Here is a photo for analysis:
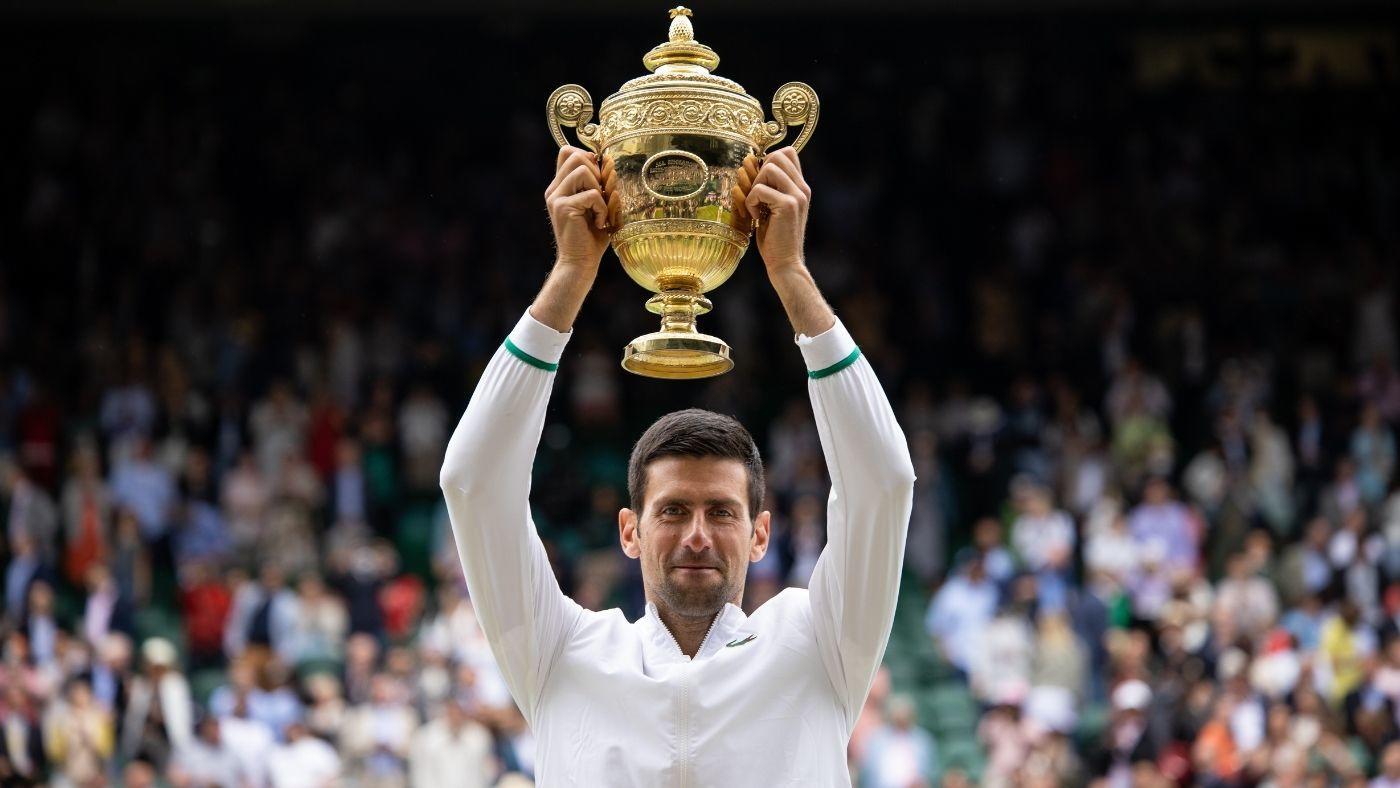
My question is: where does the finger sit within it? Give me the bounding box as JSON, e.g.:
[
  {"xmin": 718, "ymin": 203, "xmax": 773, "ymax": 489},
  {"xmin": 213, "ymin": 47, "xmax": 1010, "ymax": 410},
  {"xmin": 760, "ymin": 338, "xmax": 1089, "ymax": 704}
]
[
  {"xmin": 745, "ymin": 183, "xmax": 797, "ymax": 218},
  {"xmin": 736, "ymin": 165, "xmax": 753, "ymax": 194},
  {"xmin": 730, "ymin": 185, "xmax": 752, "ymax": 230},
  {"xmin": 558, "ymin": 190, "xmax": 609, "ymax": 230},
  {"xmin": 775, "ymin": 146, "xmax": 802, "ymax": 175},
  {"xmin": 556, "ymin": 146, "xmax": 575, "ymax": 168},
  {"xmin": 546, "ymin": 151, "xmax": 600, "ymax": 196},
  {"xmin": 753, "ymin": 161, "xmax": 805, "ymax": 203},
  {"xmin": 743, "ymin": 155, "xmax": 760, "ymax": 184},
  {"xmin": 763, "ymin": 151, "xmax": 810, "ymax": 200},
  {"xmin": 603, "ymin": 161, "xmax": 619, "ymax": 193},
  {"xmin": 730, "ymin": 185, "xmax": 749, "ymax": 221},
  {"xmin": 546, "ymin": 150, "xmax": 600, "ymax": 196},
  {"xmin": 548, "ymin": 165, "xmax": 602, "ymax": 201},
  {"xmin": 607, "ymin": 190, "xmax": 622, "ymax": 227},
  {"xmin": 547, "ymin": 166, "xmax": 600, "ymax": 203}
]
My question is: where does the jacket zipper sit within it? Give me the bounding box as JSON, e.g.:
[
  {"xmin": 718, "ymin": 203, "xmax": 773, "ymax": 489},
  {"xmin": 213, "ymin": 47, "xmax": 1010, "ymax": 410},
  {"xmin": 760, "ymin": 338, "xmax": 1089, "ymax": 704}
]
[{"xmin": 655, "ymin": 607, "xmax": 723, "ymax": 788}]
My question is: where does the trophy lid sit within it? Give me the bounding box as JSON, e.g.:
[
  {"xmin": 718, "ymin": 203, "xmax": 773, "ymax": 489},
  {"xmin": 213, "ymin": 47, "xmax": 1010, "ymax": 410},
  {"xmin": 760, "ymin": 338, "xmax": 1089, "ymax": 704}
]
[
  {"xmin": 548, "ymin": 6, "xmax": 816, "ymax": 153},
  {"xmin": 610, "ymin": 6, "xmax": 751, "ymax": 104},
  {"xmin": 642, "ymin": 7, "xmax": 721, "ymax": 74}
]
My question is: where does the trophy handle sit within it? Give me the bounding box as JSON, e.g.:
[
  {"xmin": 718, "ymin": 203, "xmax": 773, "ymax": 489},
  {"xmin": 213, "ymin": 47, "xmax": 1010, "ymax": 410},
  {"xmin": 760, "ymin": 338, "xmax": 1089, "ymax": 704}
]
[
  {"xmin": 546, "ymin": 84, "xmax": 602, "ymax": 152},
  {"xmin": 762, "ymin": 82, "xmax": 819, "ymax": 153}
]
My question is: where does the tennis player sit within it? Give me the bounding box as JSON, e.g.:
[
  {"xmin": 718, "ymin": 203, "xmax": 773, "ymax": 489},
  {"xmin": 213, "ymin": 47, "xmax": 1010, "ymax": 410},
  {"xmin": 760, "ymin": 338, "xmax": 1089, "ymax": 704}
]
[{"xmin": 440, "ymin": 145, "xmax": 915, "ymax": 786}]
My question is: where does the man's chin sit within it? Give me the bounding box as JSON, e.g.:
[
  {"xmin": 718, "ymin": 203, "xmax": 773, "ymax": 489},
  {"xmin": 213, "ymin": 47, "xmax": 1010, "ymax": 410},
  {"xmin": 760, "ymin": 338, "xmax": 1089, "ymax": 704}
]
[{"xmin": 658, "ymin": 580, "xmax": 730, "ymax": 617}]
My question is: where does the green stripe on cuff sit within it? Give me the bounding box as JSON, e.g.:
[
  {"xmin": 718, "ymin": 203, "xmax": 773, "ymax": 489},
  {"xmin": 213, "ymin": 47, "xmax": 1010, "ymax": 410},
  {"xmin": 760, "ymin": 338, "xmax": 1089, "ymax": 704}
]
[
  {"xmin": 808, "ymin": 346, "xmax": 861, "ymax": 379},
  {"xmin": 504, "ymin": 338, "xmax": 559, "ymax": 372}
]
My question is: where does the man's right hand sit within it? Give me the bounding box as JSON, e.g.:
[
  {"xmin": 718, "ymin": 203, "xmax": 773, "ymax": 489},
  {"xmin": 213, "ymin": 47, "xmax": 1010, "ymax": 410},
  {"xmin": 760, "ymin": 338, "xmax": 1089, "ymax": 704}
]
[{"xmin": 546, "ymin": 146, "xmax": 611, "ymax": 271}]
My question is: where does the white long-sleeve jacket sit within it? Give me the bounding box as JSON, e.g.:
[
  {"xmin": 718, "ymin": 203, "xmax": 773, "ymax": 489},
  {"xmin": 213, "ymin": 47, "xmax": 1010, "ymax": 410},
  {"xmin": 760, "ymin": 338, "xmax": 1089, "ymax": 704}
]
[{"xmin": 439, "ymin": 310, "xmax": 915, "ymax": 787}]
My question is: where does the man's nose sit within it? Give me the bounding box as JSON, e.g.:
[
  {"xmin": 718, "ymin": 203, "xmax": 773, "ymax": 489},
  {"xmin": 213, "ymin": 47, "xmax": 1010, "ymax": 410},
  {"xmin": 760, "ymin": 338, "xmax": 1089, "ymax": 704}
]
[{"xmin": 681, "ymin": 515, "xmax": 712, "ymax": 552}]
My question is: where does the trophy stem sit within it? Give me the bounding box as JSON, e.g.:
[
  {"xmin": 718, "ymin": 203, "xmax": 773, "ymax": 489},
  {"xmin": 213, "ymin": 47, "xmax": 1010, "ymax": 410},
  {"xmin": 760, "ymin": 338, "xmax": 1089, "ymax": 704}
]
[
  {"xmin": 654, "ymin": 289, "xmax": 708, "ymax": 334},
  {"xmin": 621, "ymin": 287, "xmax": 733, "ymax": 379}
]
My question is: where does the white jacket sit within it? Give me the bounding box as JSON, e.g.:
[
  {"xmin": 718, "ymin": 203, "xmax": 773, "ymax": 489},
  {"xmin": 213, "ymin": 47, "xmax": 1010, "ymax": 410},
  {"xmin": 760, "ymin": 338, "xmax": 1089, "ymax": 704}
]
[{"xmin": 440, "ymin": 311, "xmax": 915, "ymax": 787}]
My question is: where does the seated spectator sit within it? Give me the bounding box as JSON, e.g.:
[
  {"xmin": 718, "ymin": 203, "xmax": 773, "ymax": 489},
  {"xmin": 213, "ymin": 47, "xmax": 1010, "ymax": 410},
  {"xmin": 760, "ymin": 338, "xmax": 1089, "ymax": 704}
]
[
  {"xmin": 925, "ymin": 553, "xmax": 999, "ymax": 674},
  {"xmin": 409, "ymin": 695, "xmax": 496, "ymax": 788},
  {"xmin": 858, "ymin": 694, "xmax": 938, "ymax": 788},
  {"xmin": 168, "ymin": 715, "xmax": 243, "ymax": 788},
  {"xmin": 341, "ymin": 673, "xmax": 417, "ymax": 786},
  {"xmin": 268, "ymin": 721, "xmax": 341, "ymax": 788}
]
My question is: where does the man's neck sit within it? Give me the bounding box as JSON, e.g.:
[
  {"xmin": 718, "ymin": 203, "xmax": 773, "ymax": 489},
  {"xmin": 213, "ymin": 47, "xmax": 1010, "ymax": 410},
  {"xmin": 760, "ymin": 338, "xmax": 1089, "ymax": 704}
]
[{"xmin": 653, "ymin": 604, "xmax": 724, "ymax": 658}]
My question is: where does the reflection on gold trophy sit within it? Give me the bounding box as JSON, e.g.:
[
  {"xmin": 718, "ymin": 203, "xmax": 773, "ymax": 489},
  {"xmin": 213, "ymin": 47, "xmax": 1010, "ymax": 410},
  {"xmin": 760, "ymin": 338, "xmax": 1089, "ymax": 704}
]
[{"xmin": 547, "ymin": 7, "xmax": 819, "ymax": 379}]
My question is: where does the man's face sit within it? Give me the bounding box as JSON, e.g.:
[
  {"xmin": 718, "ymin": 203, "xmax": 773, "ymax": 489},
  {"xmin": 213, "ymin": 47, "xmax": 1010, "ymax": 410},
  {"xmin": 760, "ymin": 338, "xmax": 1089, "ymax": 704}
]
[{"xmin": 619, "ymin": 457, "xmax": 770, "ymax": 620}]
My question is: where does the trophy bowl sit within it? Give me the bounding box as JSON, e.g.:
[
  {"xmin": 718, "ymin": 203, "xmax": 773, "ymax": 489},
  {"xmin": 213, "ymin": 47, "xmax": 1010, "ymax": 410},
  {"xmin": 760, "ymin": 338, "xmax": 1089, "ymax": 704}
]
[{"xmin": 547, "ymin": 6, "xmax": 818, "ymax": 379}]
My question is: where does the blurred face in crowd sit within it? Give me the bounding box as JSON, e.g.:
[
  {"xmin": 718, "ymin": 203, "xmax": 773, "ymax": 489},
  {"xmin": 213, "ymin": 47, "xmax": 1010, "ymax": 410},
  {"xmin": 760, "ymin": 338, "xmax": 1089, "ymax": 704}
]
[
  {"xmin": 229, "ymin": 660, "xmax": 256, "ymax": 692},
  {"xmin": 620, "ymin": 457, "xmax": 771, "ymax": 621},
  {"xmin": 1304, "ymin": 517, "xmax": 1330, "ymax": 549},
  {"xmin": 973, "ymin": 517, "xmax": 1002, "ymax": 550},
  {"xmin": 123, "ymin": 761, "xmax": 157, "ymax": 788},
  {"xmin": 1143, "ymin": 478, "xmax": 1171, "ymax": 505},
  {"xmin": 887, "ymin": 697, "xmax": 916, "ymax": 731},
  {"xmin": 66, "ymin": 681, "xmax": 93, "ymax": 709},
  {"xmin": 27, "ymin": 582, "xmax": 53, "ymax": 616}
]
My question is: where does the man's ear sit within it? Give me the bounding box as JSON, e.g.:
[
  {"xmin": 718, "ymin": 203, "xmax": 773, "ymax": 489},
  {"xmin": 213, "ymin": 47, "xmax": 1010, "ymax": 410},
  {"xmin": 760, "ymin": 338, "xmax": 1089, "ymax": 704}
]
[
  {"xmin": 619, "ymin": 507, "xmax": 641, "ymax": 559},
  {"xmin": 749, "ymin": 510, "xmax": 771, "ymax": 563}
]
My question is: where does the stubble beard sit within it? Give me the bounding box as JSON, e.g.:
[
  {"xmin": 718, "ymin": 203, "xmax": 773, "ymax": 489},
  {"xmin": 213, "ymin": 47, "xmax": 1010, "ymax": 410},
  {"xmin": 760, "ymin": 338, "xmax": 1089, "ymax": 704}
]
[{"xmin": 653, "ymin": 559, "xmax": 741, "ymax": 620}]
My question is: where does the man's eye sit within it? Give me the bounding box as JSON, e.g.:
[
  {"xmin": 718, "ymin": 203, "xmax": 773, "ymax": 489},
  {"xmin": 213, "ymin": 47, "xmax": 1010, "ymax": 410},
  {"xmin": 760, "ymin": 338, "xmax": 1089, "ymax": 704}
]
[
  {"xmin": 712, "ymin": 509, "xmax": 734, "ymax": 519},
  {"xmin": 661, "ymin": 506, "xmax": 684, "ymax": 516}
]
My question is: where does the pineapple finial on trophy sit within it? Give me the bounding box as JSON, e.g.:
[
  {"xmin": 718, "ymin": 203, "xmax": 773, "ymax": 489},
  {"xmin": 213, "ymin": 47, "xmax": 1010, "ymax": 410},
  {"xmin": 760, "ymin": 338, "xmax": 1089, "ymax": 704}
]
[{"xmin": 668, "ymin": 6, "xmax": 694, "ymax": 41}]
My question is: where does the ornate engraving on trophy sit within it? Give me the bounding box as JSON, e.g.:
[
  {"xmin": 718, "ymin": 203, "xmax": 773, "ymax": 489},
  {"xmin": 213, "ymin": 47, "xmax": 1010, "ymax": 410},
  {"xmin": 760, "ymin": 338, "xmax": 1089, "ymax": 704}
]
[{"xmin": 642, "ymin": 150, "xmax": 710, "ymax": 201}]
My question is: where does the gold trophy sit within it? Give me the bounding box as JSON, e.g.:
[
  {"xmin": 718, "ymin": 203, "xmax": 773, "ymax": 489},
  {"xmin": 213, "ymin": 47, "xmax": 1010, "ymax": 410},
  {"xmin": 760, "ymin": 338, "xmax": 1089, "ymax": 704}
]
[{"xmin": 547, "ymin": 6, "xmax": 819, "ymax": 379}]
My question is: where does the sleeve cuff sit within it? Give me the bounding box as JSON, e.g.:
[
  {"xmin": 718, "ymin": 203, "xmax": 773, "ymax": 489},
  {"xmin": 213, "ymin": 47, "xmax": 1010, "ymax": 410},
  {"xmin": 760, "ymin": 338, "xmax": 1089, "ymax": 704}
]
[
  {"xmin": 795, "ymin": 319, "xmax": 861, "ymax": 378},
  {"xmin": 505, "ymin": 310, "xmax": 573, "ymax": 371}
]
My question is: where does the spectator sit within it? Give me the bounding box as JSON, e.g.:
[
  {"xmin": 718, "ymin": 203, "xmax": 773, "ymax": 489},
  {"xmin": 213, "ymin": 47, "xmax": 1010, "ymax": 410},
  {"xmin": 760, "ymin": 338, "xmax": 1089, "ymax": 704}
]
[
  {"xmin": 168, "ymin": 715, "xmax": 242, "ymax": 788},
  {"xmin": 859, "ymin": 694, "xmax": 939, "ymax": 788},
  {"xmin": 341, "ymin": 673, "xmax": 417, "ymax": 785},
  {"xmin": 121, "ymin": 637, "xmax": 194, "ymax": 769},
  {"xmin": 1352, "ymin": 403, "xmax": 1397, "ymax": 508},
  {"xmin": 267, "ymin": 721, "xmax": 341, "ymax": 788},
  {"xmin": 60, "ymin": 443, "xmax": 110, "ymax": 586},
  {"xmin": 42, "ymin": 679, "xmax": 114, "ymax": 785},
  {"xmin": 925, "ymin": 553, "xmax": 999, "ymax": 674},
  {"xmin": 1127, "ymin": 477, "xmax": 1200, "ymax": 578},
  {"xmin": 109, "ymin": 438, "xmax": 176, "ymax": 548},
  {"xmin": 409, "ymin": 696, "xmax": 495, "ymax": 788}
]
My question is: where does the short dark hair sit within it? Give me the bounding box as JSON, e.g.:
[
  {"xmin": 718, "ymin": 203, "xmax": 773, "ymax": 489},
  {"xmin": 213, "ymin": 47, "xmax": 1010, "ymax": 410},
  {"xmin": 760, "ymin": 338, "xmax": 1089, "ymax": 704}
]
[{"xmin": 628, "ymin": 408, "xmax": 764, "ymax": 519}]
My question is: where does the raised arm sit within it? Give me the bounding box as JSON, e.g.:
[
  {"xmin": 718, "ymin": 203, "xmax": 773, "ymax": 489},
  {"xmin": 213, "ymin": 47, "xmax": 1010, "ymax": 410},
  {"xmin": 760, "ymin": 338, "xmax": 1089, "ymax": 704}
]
[
  {"xmin": 743, "ymin": 148, "xmax": 916, "ymax": 726},
  {"xmin": 438, "ymin": 146, "xmax": 609, "ymax": 723}
]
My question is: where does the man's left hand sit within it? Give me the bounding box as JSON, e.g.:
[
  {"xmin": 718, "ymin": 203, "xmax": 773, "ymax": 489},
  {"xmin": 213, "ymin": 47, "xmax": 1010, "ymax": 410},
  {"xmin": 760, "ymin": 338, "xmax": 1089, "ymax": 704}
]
[{"xmin": 732, "ymin": 147, "xmax": 810, "ymax": 276}]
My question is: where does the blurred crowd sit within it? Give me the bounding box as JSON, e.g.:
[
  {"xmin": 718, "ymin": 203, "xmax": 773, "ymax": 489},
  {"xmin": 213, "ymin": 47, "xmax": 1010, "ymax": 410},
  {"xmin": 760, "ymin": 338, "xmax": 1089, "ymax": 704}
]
[{"xmin": 2, "ymin": 13, "xmax": 1400, "ymax": 788}]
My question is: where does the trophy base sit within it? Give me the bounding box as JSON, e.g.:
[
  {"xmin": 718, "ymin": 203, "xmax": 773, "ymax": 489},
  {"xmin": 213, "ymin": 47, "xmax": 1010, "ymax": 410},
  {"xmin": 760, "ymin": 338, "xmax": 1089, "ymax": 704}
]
[{"xmin": 622, "ymin": 331, "xmax": 733, "ymax": 380}]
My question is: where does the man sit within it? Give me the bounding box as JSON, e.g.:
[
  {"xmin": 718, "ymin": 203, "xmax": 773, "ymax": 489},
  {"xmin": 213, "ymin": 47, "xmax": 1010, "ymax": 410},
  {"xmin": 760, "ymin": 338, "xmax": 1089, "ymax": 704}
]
[
  {"xmin": 408, "ymin": 696, "xmax": 495, "ymax": 788},
  {"xmin": 925, "ymin": 552, "xmax": 999, "ymax": 675},
  {"xmin": 440, "ymin": 145, "xmax": 915, "ymax": 785}
]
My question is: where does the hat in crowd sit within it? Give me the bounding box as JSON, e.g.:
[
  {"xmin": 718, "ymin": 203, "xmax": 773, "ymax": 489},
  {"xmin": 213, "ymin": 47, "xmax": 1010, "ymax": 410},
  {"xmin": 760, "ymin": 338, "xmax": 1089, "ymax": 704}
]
[
  {"xmin": 1111, "ymin": 679, "xmax": 1152, "ymax": 712},
  {"xmin": 141, "ymin": 637, "xmax": 178, "ymax": 669},
  {"xmin": 1023, "ymin": 686, "xmax": 1078, "ymax": 735}
]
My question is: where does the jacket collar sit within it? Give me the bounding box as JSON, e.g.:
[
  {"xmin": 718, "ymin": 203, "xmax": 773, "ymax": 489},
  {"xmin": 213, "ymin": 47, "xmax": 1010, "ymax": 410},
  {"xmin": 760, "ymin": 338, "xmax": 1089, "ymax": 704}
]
[{"xmin": 642, "ymin": 601, "xmax": 748, "ymax": 663}]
